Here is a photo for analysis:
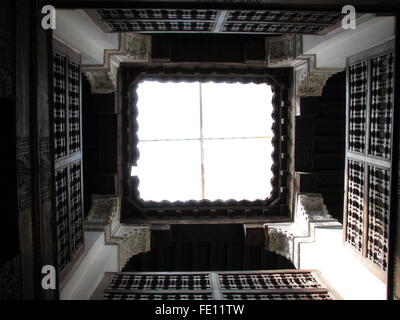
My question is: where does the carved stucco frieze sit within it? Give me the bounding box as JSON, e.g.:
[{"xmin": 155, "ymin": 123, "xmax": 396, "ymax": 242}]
[
  {"xmin": 0, "ymin": 22, "xmax": 12, "ymax": 98},
  {"xmin": 83, "ymin": 70, "xmax": 115, "ymax": 94},
  {"xmin": 0, "ymin": 254, "xmax": 22, "ymax": 300},
  {"xmin": 266, "ymin": 34, "xmax": 344, "ymax": 97},
  {"xmin": 82, "ymin": 33, "xmax": 151, "ymax": 94},
  {"xmin": 85, "ymin": 195, "xmax": 151, "ymax": 270},
  {"xmin": 266, "ymin": 34, "xmax": 303, "ymax": 66},
  {"xmin": 265, "ymin": 193, "xmax": 340, "ymax": 268},
  {"xmin": 122, "ymin": 33, "xmax": 151, "ymax": 61},
  {"xmin": 296, "ymin": 68, "xmax": 343, "ymax": 97}
]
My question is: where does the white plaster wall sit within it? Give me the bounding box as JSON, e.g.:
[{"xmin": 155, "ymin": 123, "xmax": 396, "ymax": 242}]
[
  {"xmin": 54, "ymin": 9, "xmax": 119, "ymax": 65},
  {"xmin": 299, "ymin": 227, "xmax": 386, "ymax": 300},
  {"xmin": 303, "ymin": 15, "xmax": 395, "ymax": 68},
  {"xmin": 60, "ymin": 231, "xmax": 119, "ymax": 300}
]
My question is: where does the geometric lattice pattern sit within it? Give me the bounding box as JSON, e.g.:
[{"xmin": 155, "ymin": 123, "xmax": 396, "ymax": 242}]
[
  {"xmin": 102, "ymin": 293, "xmax": 213, "ymax": 300},
  {"xmin": 108, "ymin": 274, "xmax": 211, "ymax": 291},
  {"xmin": 223, "ymin": 293, "xmax": 332, "ymax": 300},
  {"xmin": 55, "ymin": 167, "xmax": 69, "ymax": 272},
  {"xmin": 53, "ymin": 53, "xmax": 67, "ymax": 159},
  {"xmin": 348, "ymin": 61, "xmax": 368, "ymax": 153},
  {"xmin": 219, "ymin": 272, "xmax": 322, "ymax": 290},
  {"xmin": 367, "ymin": 166, "xmax": 390, "ymax": 271},
  {"xmin": 221, "ymin": 23, "xmax": 325, "ymax": 34},
  {"xmin": 68, "ymin": 61, "xmax": 81, "ymax": 154},
  {"xmin": 369, "ymin": 52, "xmax": 394, "ymax": 159},
  {"xmin": 97, "ymin": 8, "xmax": 217, "ymax": 32},
  {"xmin": 346, "ymin": 160, "xmax": 365, "ymax": 252},
  {"xmin": 69, "ymin": 161, "xmax": 83, "ymax": 254},
  {"xmin": 104, "ymin": 21, "xmax": 215, "ymax": 32},
  {"xmin": 93, "ymin": 9, "xmax": 343, "ymax": 35},
  {"xmin": 95, "ymin": 270, "xmax": 339, "ymax": 300},
  {"xmin": 52, "ymin": 44, "xmax": 83, "ymax": 278},
  {"xmin": 345, "ymin": 44, "xmax": 394, "ymax": 278},
  {"xmin": 226, "ymin": 10, "xmax": 343, "ymax": 24},
  {"xmin": 98, "ymin": 9, "xmax": 218, "ymax": 21}
]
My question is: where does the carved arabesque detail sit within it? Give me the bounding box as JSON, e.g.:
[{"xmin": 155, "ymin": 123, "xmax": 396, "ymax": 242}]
[
  {"xmin": 297, "ymin": 68, "xmax": 342, "ymax": 97},
  {"xmin": 265, "ymin": 193, "xmax": 340, "ymax": 268},
  {"xmin": 82, "ymin": 33, "xmax": 151, "ymax": 94},
  {"xmin": 266, "ymin": 34, "xmax": 303, "ymax": 66},
  {"xmin": 85, "ymin": 194, "xmax": 151, "ymax": 270},
  {"xmin": 266, "ymin": 34, "xmax": 343, "ymax": 97}
]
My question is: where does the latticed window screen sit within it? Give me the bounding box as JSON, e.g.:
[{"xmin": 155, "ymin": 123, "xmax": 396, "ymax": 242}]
[
  {"xmin": 348, "ymin": 61, "xmax": 368, "ymax": 153},
  {"xmin": 344, "ymin": 41, "xmax": 394, "ymax": 278},
  {"xmin": 55, "ymin": 167, "xmax": 69, "ymax": 271},
  {"xmin": 90, "ymin": 8, "xmax": 343, "ymax": 35},
  {"xmin": 346, "ymin": 160, "xmax": 364, "ymax": 251},
  {"xmin": 52, "ymin": 40, "xmax": 84, "ymax": 278},
  {"xmin": 94, "ymin": 270, "xmax": 340, "ymax": 300},
  {"xmin": 53, "ymin": 53, "xmax": 67, "ymax": 159},
  {"xmin": 68, "ymin": 61, "xmax": 81, "ymax": 154},
  {"xmin": 367, "ymin": 166, "xmax": 390, "ymax": 270}
]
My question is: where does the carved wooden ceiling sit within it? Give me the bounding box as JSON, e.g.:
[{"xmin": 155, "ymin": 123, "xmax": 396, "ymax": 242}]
[{"xmin": 85, "ymin": 8, "xmax": 344, "ymax": 35}]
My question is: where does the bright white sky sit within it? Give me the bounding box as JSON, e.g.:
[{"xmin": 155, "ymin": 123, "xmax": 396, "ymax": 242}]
[{"xmin": 131, "ymin": 80, "xmax": 274, "ymax": 202}]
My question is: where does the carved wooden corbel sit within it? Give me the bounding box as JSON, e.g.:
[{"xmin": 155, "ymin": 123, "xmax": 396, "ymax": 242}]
[
  {"xmin": 83, "ymin": 69, "xmax": 115, "ymax": 94},
  {"xmin": 266, "ymin": 35, "xmax": 344, "ymax": 97},
  {"xmin": 82, "ymin": 33, "xmax": 151, "ymax": 94},
  {"xmin": 297, "ymin": 68, "xmax": 343, "ymax": 97},
  {"xmin": 85, "ymin": 195, "xmax": 151, "ymax": 270},
  {"xmin": 265, "ymin": 193, "xmax": 340, "ymax": 268},
  {"xmin": 266, "ymin": 34, "xmax": 303, "ymax": 67}
]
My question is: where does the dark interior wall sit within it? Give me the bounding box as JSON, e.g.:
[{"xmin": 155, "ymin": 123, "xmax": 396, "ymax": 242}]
[
  {"xmin": 123, "ymin": 224, "xmax": 294, "ymax": 272},
  {"xmin": 1, "ymin": 0, "xmax": 60, "ymax": 300},
  {"xmin": 1, "ymin": 0, "xmax": 22, "ymax": 300},
  {"xmin": 294, "ymin": 72, "xmax": 346, "ymax": 222},
  {"xmin": 82, "ymin": 77, "xmax": 118, "ymax": 215},
  {"xmin": 152, "ymin": 34, "xmax": 267, "ymax": 63},
  {"xmin": 1, "ymin": 0, "xmax": 18, "ymax": 267}
]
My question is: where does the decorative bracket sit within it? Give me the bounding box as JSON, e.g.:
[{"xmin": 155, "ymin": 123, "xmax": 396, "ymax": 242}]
[
  {"xmin": 266, "ymin": 34, "xmax": 303, "ymax": 67},
  {"xmin": 296, "ymin": 67, "xmax": 343, "ymax": 97},
  {"xmin": 265, "ymin": 193, "xmax": 341, "ymax": 268},
  {"xmin": 266, "ymin": 35, "xmax": 343, "ymax": 97},
  {"xmin": 85, "ymin": 194, "xmax": 151, "ymax": 270},
  {"xmin": 82, "ymin": 33, "xmax": 151, "ymax": 94}
]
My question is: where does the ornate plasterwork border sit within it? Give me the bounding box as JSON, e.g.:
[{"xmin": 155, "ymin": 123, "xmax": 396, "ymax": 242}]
[
  {"xmin": 85, "ymin": 194, "xmax": 151, "ymax": 270},
  {"xmin": 82, "ymin": 33, "xmax": 151, "ymax": 94}
]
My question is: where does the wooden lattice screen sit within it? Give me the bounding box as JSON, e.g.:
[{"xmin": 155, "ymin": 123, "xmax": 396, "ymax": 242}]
[
  {"xmin": 86, "ymin": 9, "xmax": 343, "ymax": 35},
  {"xmin": 53, "ymin": 39, "xmax": 84, "ymax": 279},
  {"xmin": 92, "ymin": 270, "xmax": 340, "ymax": 300},
  {"xmin": 344, "ymin": 40, "xmax": 395, "ymax": 280}
]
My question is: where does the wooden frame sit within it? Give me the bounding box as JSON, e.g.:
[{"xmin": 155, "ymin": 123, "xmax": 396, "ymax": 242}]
[
  {"xmin": 91, "ymin": 269, "xmax": 342, "ymax": 300},
  {"xmin": 85, "ymin": 8, "xmax": 344, "ymax": 36},
  {"xmin": 52, "ymin": 39, "xmax": 85, "ymax": 283},
  {"xmin": 118, "ymin": 64, "xmax": 291, "ymax": 221},
  {"xmin": 343, "ymin": 40, "xmax": 395, "ymax": 283}
]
